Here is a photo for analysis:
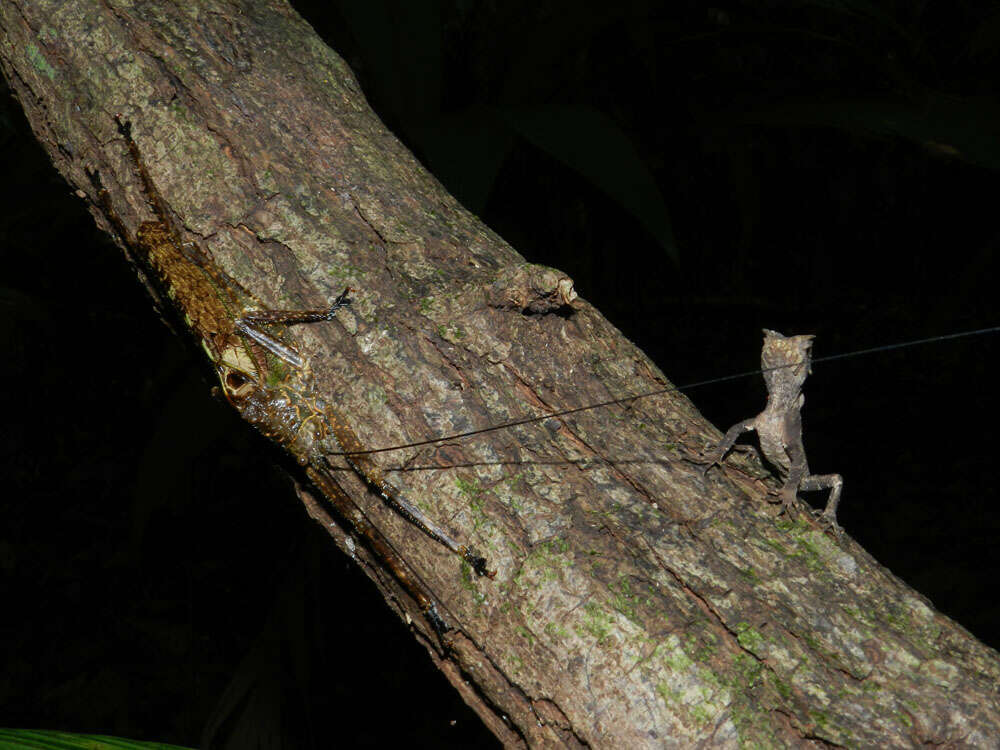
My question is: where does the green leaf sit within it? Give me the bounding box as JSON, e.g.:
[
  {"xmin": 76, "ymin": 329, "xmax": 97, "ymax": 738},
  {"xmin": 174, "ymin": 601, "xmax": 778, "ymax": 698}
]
[
  {"xmin": 502, "ymin": 106, "xmax": 678, "ymax": 261},
  {"xmin": 336, "ymin": 0, "xmax": 443, "ymax": 119},
  {"xmin": 737, "ymin": 93, "xmax": 1000, "ymax": 170},
  {"xmin": 0, "ymin": 728, "xmax": 195, "ymax": 750},
  {"xmin": 408, "ymin": 107, "xmax": 514, "ymax": 212}
]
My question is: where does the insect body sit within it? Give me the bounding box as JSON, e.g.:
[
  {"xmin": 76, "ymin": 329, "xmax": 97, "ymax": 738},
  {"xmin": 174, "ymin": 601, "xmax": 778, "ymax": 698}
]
[{"xmin": 88, "ymin": 116, "xmax": 491, "ymax": 632}]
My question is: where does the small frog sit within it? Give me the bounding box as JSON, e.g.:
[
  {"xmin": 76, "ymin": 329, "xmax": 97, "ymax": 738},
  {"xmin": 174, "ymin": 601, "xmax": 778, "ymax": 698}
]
[{"xmin": 702, "ymin": 329, "xmax": 843, "ymax": 532}]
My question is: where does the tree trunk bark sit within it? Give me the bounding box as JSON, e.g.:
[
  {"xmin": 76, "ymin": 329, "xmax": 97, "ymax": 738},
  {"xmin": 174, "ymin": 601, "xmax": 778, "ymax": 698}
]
[{"xmin": 3, "ymin": 1, "xmax": 999, "ymax": 746}]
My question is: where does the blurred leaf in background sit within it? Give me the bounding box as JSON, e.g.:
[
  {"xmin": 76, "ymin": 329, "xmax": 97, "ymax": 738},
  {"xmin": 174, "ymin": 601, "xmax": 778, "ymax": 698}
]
[{"xmin": 0, "ymin": 728, "xmax": 194, "ymax": 750}]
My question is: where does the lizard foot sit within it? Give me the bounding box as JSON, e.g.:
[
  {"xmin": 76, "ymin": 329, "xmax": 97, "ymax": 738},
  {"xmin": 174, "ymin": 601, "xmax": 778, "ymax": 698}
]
[
  {"xmin": 697, "ymin": 444, "xmax": 754, "ymax": 476},
  {"xmin": 698, "ymin": 452, "xmax": 722, "ymax": 476},
  {"xmin": 813, "ymin": 508, "xmax": 843, "ymax": 538},
  {"xmin": 775, "ymin": 489, "xmax": 799, "ymax": 519}
]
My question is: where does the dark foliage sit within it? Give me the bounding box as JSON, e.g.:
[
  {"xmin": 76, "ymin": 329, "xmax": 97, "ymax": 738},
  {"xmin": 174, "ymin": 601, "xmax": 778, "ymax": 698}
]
[{"xmin": 2, "ymin": 0, "xmax": 998, "ymax": 746}]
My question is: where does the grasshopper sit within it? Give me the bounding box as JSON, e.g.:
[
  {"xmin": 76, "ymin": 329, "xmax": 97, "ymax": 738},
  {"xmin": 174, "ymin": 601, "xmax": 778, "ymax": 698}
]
[{"xmin": 88, "ymin": 116, "xmax": 492, "ymax": 632}]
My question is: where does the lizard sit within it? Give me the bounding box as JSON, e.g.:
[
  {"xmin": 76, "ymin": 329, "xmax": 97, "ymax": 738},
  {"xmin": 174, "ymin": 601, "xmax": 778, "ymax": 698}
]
[
  {"xmin": 701, "ymin": 329, "xmax": 844, "ymax": 532},
  {"xmin": 87, "ymin": 115, "xmax": 492, "ymax": 633}
]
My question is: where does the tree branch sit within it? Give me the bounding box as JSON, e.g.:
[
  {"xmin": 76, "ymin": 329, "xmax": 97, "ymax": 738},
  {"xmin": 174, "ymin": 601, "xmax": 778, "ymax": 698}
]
[{"xmin": 3, "ymin": 0, "xmax": 999, "ymax": 746}]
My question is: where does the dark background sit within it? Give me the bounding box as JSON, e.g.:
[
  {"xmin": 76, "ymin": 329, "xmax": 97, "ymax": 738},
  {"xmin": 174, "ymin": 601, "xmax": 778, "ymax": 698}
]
[{"xmin": 2, "ymin": 1, "xmax": 998, "ymax": 747}]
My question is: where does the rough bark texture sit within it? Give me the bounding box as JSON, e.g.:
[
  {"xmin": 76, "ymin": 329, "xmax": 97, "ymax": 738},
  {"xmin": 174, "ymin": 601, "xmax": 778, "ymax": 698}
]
[{"xmin": 3, "ymin": 1, "xmax": 1000, "ymax": 747}]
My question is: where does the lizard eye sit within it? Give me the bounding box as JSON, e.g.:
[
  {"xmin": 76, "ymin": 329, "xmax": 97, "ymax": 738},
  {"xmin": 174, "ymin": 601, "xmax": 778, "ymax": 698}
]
[{"xmin": 221, "ymin": 368, "xmax": 255, "ymax": 399}]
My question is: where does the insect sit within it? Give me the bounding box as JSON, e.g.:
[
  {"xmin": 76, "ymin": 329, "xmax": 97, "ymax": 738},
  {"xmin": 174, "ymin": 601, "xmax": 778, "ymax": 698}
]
[{"xmin": 87, "ymin": 116, "xmax": 492, "ymax": 633}]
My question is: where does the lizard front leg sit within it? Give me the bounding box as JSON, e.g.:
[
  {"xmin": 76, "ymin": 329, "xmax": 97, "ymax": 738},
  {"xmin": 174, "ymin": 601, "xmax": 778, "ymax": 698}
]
[{"xmin": 700, "ymin": 417, "xmax": 759, "ymax": 472}]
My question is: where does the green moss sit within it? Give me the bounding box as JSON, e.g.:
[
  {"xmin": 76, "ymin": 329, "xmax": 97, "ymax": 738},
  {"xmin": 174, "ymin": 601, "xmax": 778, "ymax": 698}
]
[
  {"xmin": 501, "ymin": 472, "xmax": 526, "ymax": 512},
  {"xmin": 543, "ymin": 622, "xmax": 569, "ymax": 640},
  {"xmin": 690, "ymin": 704, "xmax": 711, "ymax": 725},
  {"xmin": 656, "ymin": 682, "xmax": 680, "ymax": 705},
  {"xmin": 547, "ymin": 537, "xmax": 570, "ymax": 555},
  {"xmin": 26, "ymin": 44, "xmax": 56, "ymax": 79},
  {"xmin": 505, "ymin": 540, "xmax": 525, "ymax": 558},
  {"xmin": 738, "ymin": 566, "xmax": 761, "ymax": 584},
  {"xmin": 578, "ymin": 602, "xmax": 615, "ymax": 646},
  {"xmin": 791, "ymin": 536, "xmax": 825, "ymax": 572},
  {"xmin": 672, "ymin": 650, "xmax": 695, "ymax": 674},
  {"xmin": 455, "ymin": 477, "xmax": 481, "ymax": 496},
  {"xmin": 610, "ymin": 578, "xmax": 641, "ymax": 625},
  {"xmin": 732, "ymin": 652, "xmax": 763, "ymax": 689},
  {"xmin": 690, "ymin": 636, "xmax": 717, "ymax": 662},
  {"xmin": 661, "ymin": 646, "xmax": 693, "ymax": 673},
  {"xmin": 504, "ymin": 472, "xmax": 525, "ymax": 486},
  {"xmin": 364, "ymin": 385, "xmax": 389, "ymax": 407},
  {"xmin": 455, "ymin": 477, "xmax": 488, "ymax": 530},
  {"xmin": 770, "ymin": 673, "xmax": 791, "ymax": 699},
  {"xmin": 734, "ymin": 622, "xmax": 766, "ymax": 656},
  {"xmin": 697, "ymin": 667, "xmax": 725, "ymax": 693},
  {"xmin": 265, "ymin": 359, "xmax": 289, "ymax": 386},
  {"xmin": 505, "ymin": 492, "xmax": 525, "ymax": 513},
  {"xmin": 809, "ymin": 709, "xmax": 829, "ymax": 728},
  {"xmin": 168, "ymin": 99, "xmax": 189, "ymax": 121},
  {"xmin": 326, "ymin": 263, "xmax": 367, "ymax": 280},
  {"xmin": 459, "ymin": 561, "xmax": 477, "ymax": 590},
  {"xmin": 513, "ymin": 537, "xmax": 572, "ymax": 587},
  {"xmin": 762, "ymin": 537, "xmax": 790, "ymax": 556},
  {"xmin": 459, "ymin": 561, "xmax": 487, "ymax": 603}
]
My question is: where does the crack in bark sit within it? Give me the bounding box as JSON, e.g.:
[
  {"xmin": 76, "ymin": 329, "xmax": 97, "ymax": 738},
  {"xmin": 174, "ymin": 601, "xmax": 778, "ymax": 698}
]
[{"xmin": 346, "ymin": 191, "xmax": 389, "ymax": 246}]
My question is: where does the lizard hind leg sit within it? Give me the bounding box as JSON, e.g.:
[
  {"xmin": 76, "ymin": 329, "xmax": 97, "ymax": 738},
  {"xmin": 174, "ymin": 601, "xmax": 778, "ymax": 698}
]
[{"xmin": 800, "ymin": 473, "xmax": 844, "ymax": 534}]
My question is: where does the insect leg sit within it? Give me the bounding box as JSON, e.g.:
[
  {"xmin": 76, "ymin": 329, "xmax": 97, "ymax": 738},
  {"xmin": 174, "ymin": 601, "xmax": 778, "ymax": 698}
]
[
  {"xmin": 240, "ymin": 287, "xmax": 354, "ymax": 327},
  {"xmin": 323, "ymin": 415, "xmax": 495, "ymax": 579},
  {"xmin": 235, "ymin": 287, "xmax": 354, "ymax": 368},
  {"xmin": 303, "ymin": 464, "xmax": 449, "ymax": 640}
]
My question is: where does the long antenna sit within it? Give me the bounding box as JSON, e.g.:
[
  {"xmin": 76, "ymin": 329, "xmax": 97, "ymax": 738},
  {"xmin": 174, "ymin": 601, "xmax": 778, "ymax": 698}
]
[{"xmin": 328, "ymin": 325, "xmax": 999, "ymax": 457}]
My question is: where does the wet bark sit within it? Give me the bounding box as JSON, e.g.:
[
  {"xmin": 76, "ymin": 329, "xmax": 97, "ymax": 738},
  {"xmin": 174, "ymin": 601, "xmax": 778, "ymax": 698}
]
[{"xmin": 3, "ymin": 1, "xmax": 1000, "ymax": 746}]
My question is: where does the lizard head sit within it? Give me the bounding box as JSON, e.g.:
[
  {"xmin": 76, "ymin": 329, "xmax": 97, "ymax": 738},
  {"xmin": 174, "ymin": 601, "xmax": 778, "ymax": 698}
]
[{"xmin": 761, "ymin": 329, "xmax": 815, "ymax": 392}]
